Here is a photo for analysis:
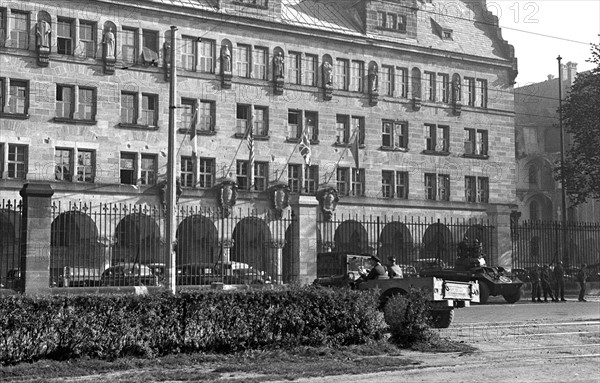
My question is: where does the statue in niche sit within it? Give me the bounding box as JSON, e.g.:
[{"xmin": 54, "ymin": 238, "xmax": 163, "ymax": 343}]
[
  {"xmin": 273, "ymin": 51, "xmax": 285, "ymax": 79},
  {"xmin": 368, "ymin": 66, "xmax": 378, "ymax": 92},
  {"xmin": 35, "ymin": 20, "xmax": 51, "ymax": 49},
  {"xmin": 221, "ymin": 45, "xmax": 231, "ymax": 73},
  {"xmin": 102, "ymin": 27, "xmax": 115, "ymax": 59},
  {"xmin": 322, "ymin": 61, "xmax": 333, "ymax": 86}
]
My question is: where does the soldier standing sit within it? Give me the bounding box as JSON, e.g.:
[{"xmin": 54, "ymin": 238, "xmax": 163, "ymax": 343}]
[
  {"xmin": 553, "ymin": 261, "xmax": 566, "ymax": 301},
  {"xmin": 577, "ymin": 264, "xmax": 588, "ymax": 302},
  {"xmin": 540, "ymin": 264, "xmax": 557, "ymax": 302},
  {"xmin": 529, "ymin": 265, "xmax": 542, "ymax": 302}
]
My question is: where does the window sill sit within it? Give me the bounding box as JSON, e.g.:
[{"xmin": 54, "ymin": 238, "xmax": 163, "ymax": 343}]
[
  {"xmin": 375, "ymin": 26, "xmax": 407, "ymax": 34},
  {"xmin": 178, "ymin": 128, "xmax": 216, "ymax": 136},
  {"xmin": 53, "ymin": 117, "xmax": 97, "ymax": 125},
  {"xmin": 421, "ymin": 150, "xmax": 450, "ymax": 156},
  {"xmin": 118, "ymin": 123, "xmax": 160, "ymax": 130},
  {"xmin": 380, "ymin": 146, "xmax": 409, "ymax": 152},
  {"xmin": 234, "ymin": 133, "xmax": 270, "ymax": 140},
  {"xmin": 333, "ymin": 142, "xmax": 365, "ymax": 149},
  {"xmin": 232, "ymin": 1, "xmax": 268, "ymax": 10},
  {"xmin": 463, "ymin": 153, "xmax": 489, "ymax": 159},
  {"xmin": 0, "ymin": 112, "xmax": 29, "ymax": 120}
]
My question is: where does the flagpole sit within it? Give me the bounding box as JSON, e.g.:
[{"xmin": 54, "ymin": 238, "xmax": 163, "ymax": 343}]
[
  {"xmin": 276, "ymin": 130, "xmax": 305, "ymax": 183},
  {"xmin": 190, "ymin": 105, "xmax": 199, "ymax": 186},
  {"xmin": 326, "ymin": 125, "xmax": 360, "ymax": 184},
  {"xmin": 248, "ymin": 107, "xmax": 255, "ymax": 190}
]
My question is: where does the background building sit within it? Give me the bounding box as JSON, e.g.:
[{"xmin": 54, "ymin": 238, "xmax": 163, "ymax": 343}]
[{"xmin": 0, "ymin": 0, "xmax": 519, "ymax": 286}]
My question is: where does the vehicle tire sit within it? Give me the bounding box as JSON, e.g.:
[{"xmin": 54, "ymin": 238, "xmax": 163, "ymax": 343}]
[
  {"xmin": 503, "ymin": 288, "xmax": 522, "ymax": 304},
  {"xmin": 478, "ymin": 282, "xmax": 490, "ymax": 304},
  {"xmin": 379, "ymin": 288, "xmax": 407, "ymax": 310},
  {"xmin": 431, "ymin": 309, "xmax": 454, "ymax": 328}
]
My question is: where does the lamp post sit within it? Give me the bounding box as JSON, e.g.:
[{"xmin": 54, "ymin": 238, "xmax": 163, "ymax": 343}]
[
  {"xmin": 165, "ymin": 26, "xmax": 178, "ymax": 293},
  {"xmin": 557, "ymin": 55, "xmax": 568, "ymax": 264}
]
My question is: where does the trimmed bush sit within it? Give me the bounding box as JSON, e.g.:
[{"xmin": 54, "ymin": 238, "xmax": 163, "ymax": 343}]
[
  {"xmin": 0, "ymin": 286, "xmax": 386, "ymax": 365},
  {"xmin": 383, "ymin": 289, "xmax": 434, "ymax": 346}
]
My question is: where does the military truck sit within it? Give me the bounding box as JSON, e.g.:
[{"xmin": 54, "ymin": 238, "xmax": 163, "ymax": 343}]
[
  {"xmin": 418, "ymin": 240, "xmax": 523, "ymax": 304},
  {"xmin": 314, "ymin": 252, "xmax": 480, "ymax": 328}
]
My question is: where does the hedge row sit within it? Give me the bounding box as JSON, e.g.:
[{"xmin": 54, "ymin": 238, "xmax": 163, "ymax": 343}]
[{"xmin": 0, "ymin": 286, "xmax": 386, "ymax": 365}]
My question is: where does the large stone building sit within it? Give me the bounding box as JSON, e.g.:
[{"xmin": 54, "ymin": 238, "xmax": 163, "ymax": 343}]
[{"xmin": 0, "ymin": 0, "xmax": 518, "ymax": 285}]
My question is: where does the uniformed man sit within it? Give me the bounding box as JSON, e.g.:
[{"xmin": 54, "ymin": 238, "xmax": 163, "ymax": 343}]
[
  {"xmin": 553, "ymin": 261, "xmax": 566, "ymax": 301},
  {"xmin": 356, "ymin": 255, "xmax": 388, "ymax": 283},
  {"xmin": 577, "ymin": 264, "xmax": 588, "ymax": 302},
  {"xmin": 540, "ymin": 264, "xmax": 557, "ymax": 302},
  {"xmin": 387, "ymin": 256, "xmax": 404, "ymax": 279},
  {"xmin": 529, "ymin": 265, "xmax": 542, "ymax": 302}
]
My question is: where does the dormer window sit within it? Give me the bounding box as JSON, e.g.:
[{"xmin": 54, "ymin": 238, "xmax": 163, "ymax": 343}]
[
  {"xmin": 431, "ymin": 18, "xmax": 453, "ymax": 40},
  {"xmin": 443, "ymin": 30, "xmax": 453, "ymax": 40},
  {"xmin": 376, "ymin": 11, "xmax": 407, "ymax": 33}
]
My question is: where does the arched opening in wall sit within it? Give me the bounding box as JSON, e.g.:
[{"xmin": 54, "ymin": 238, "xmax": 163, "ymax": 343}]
[
  {"xmin": 411, "ymin": 67, "xmax": 422, "ymax": 99},
  {"xmin": 529, "ymin": 236, "xmax": 540, "ymax": 264},
  {"xmin": 378, "ymin": 222, "xmax": 413, "ymax": 264},
  {"xmin": 529, "ymin": 200, "xmax": 540, "ymax": 221},
  {"xmin": 421, "ymin": 222, "xmax": 452, "ymax": 265},
  {"xmin": 231, "ymin": 217, "xmax": 272, "ymax": 276},
  {"xmin": 283, "ymin": 221, "xmax": 298, "ymax": 283},
  {"xmin": 528, "ymin": 164, "xmax": 538, "ymax": 186},
  {"xmin": 50, "ymin": 211, "xmax": 103, "ymax": 286},
  {"xmin": 334, "ymin": 220, "xmax": 369, "ymax": 254},
  {"xmin": 176, "ymin": 215, "xmax": 218, "ymax": 266},
  {"xmin": 114, "ymin": 213, "xmax": 161, "ymax": 265}
]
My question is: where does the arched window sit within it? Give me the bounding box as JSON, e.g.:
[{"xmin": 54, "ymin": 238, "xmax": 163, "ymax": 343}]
[
  {"xmin": 528, "ymin": 165, "xmax": 538, "ymax": 185},
  {"xmin": 530, "ymin": 200, "xmax": 539, "ymax": 221}
]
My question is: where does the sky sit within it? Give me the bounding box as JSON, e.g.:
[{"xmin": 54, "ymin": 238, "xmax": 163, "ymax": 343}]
[{"xmin": 493, "ymin": 0, "xmax": 600, "ymax": 86}]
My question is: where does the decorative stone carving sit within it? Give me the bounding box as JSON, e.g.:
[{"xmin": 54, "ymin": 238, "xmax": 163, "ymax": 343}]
[
  {"xmin": 322, "ymin": 61, "xmax": 333, "ymax": 101},
  {"xmin": 316, "ymin": 186, "xmax": 339, "ymax": 221},
  {"xmin": 221, "ymin": 45, "xmax": 232, "ymax": 89},
  {"xmin": 218, "ymin": 179, "xmax": 238, "ymax": 217},
  {"xmin": 35, "ymin": 20, "xmax": 51, "ymax": 67},
  {"xmin": 269, "ymin": 183, "xmax": 290, "ymax": 219},
  {"xmin": 102, "ymin": 26, "xmax": 116, "ymax": 74},
  {"xmin": 412, "ymin": 96, "xmax": 422, "ymax": 111},
  {"xmin": 273, "ymin": 51, "xmax": 285, "ymax": 95},
  {"xmin": 368, "ymin": 65, "xmax": 379, "ymax": 106},
  {"xmin": 452, "ymin": 78, "xmax": 462, "ymax": 115}
]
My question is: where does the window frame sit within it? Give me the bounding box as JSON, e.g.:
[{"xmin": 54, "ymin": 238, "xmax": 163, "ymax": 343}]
[
  {"xmin": 396, "ymin": 67, "xmax": 408, "ymax": 98},
  {"xmin": 381, "ymin": 120, "xmax": 408, "ymax": 150},
  {"xmin": 198, "ymin": 157, "xmax": 215, "ymax": 188},
  {"xmin": 7, "ymin": 143, "xmax": 28, "ymax": 179},
  {"xmin": 11, "ymin": 10, "xmax": 29, "ymax": 50},
  {"xmin": 465, "ymin": 175, "xmax": 489, "ymax": 203},
  {"xmin": 351, "ymin": 60, "xmax": 364, "ymax": 92},
  {"xmin": 121, "ymin": 27, "xmax": 138, "ymax": 64},
  {"xmin": 304, "ymin": 54, "xmax": 318, "ymax": 86},
  {"xmin": 141, "ymin": 29, "xmax": 159, "ymax": 65},
  {"xmin": 56, "ymin": 17, "xmax": 74, "ymax": 55},
  {"xmin": 381, "ymin": 65, "xmax": 393, "ymax": 96},
  {"xmin": 6, "ymin": 79, "xmax": 29, "ymax": 115},
  {"xmin": 56, "ymin": 84, "xmax": 74, "ymax": 119},
  {"xmin": 424, "ymin": 123, "xmax": 449, "ymax": 153},
  {"xmin": 78, "ymin": 20, "xmax": 96, "ymax": 58},
  {"xmin": 140, "ymin": 93, "xmax": 158, "ymax": 127},
  {"xmin": 464, "ymin": 127, "xmax": 489, "ymax": 157},
  {"xmin": 119, "ymin": 152, "xmax": 136, "ymax": 185},
  {"xmin": 252, "ymin": 46, "xmax": 268, "ymax": 80},
  {"xmin": 198, "ymin": 100, "xmax": 215, "ymax": 132},
  {"xmin": 180, "ymin": 156, "xmax": 194, "ymax": 188},
  {"xmin": 253, "ymin": 106, "xmax": 269, "ymax": 137},
  {"xmin": 140, "ymin": 153, "xmax": 157, "ymax": 185},
  {"xmin": 236, "ymin": 44, "xmax": 250, "ymax": 78},
  {"xmin": 121, "ymin": 91, "xmax": 137, "ymax": 125},
  {"xmin": 335, "ymin": 58, "xmax": 349, "ymax": 91},
  {"xmin": 181, "ymin": 35, "xmax": 197, "ymax": 71},
  {"xmin": 78, "ymin": 86, "xmax": 96, "ymax": 121},
  {"xmin": 424, "ymin": 71, "xmax": 436, "ymax": 102},
  {"xmin": 288, "ymin": 51, "xmax": 301, "ymax": 85},
  {"xmin": 198, "ymin": 39, "xmax": 215, "ymax": 73}
]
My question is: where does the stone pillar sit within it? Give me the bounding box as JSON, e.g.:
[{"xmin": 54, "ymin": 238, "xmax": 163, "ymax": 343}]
[
  {"xmin": 488, "ymin": 204, "xmax": 514, "ymax": 268},
  {"xmin": 297, "ymin": 195, "xmax": 319, "ymax": 284},
  {"xmin": 269, "ymin": 240, "xmax": 286, "ymax": 284},
  {"xmin": 20, "ymin": 183, "xmax": 54, "ymax": 294}
]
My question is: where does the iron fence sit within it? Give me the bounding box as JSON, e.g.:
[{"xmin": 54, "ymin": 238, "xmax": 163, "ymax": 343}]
[
  {"xmin": 0, "ymin": 199, "xmax": 22, "ymax": 290},
  {"xmin": 317, "ymin": 213, "xmax": 495, "ymax": 270},
  {"xmin": 50, "ymin": 201, "xmax": 296, "ymax": 287},
  {"xmin": 511, "ymin": 220, "xmax": 600, "ymax": 277}
]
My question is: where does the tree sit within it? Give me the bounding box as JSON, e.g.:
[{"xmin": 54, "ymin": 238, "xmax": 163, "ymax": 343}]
[{"xmin": 555, "ymin": 44, "xmax": 600, "ymax": 206}]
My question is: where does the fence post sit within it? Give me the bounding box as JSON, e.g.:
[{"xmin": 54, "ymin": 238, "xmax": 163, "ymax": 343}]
[
  {"xmin": 19, "ymin": 183, "xmax": 54, "ymax": 294},
  {"xmin": 298, "ymin": 195, "xmax": 319, "ymax": 284}
]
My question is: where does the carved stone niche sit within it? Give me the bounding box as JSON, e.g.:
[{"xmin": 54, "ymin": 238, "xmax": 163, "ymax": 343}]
[
  {"xmin": 316, "ymin": 186, "xmax": 339, "ymax": 221},
  {"xmin": 218, "ymin": 178, "xmax": 238, "ymax": 218},
  {"xmin": 451, "ymin": 74, "xmax": 462, "ymax": 115},
  {"xmin": 412, "ymin": 96, "xmax": 422, "ymax": 111},
  {"xmin": 35, "ymin": 12, "xmax": 52, "ymax": 67},
  {"xmin": 269, "ymin": 183, "xmax": 290, "ymax": 219},
  {"xmin": 322, "ymin": 54, "xmax": 333, "ymax": 101},
  {"xmin": 368, "ymin": 61, "xmax": 379, "ymax": 106},
  {"xmin": 220, "ymin": 40, "xmax": 233, "ymax": 89},
  {"xmin": 273, "ymin": 47, "xmax": 285, "ymax": 95},
  {"xmin": 102, "ymin": 21, "xmax": 117, "ymax": 75}
]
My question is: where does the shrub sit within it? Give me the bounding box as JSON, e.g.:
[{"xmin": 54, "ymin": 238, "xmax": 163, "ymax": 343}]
[{"xmin": 383, "ymin": 289, "xmax": 434, "ymax": 346}]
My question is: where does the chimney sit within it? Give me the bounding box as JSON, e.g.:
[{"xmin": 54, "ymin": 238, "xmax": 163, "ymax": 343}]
[
  {"xmin": 547, "ymin": 74, "xmax": 555, "ymax": 81},
  {"xmin": 566, "ymin": 61, "xmax": 577, "ymax": 86}
]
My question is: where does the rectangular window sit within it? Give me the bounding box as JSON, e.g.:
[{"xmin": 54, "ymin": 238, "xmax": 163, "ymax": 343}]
[
  {"xmin": 352, "ymin": 116, "xmax": 365, "ymax": 146},
  {"xmin": 140, "ymin": 154, "xmax": 156, "ymax": 185},
  {"xmin": 382, "ymin": 170, "xmax": 393, "ymax": 198},
  {"xmin": 11, "ymin": 11, "xmax": 29, "ymax": 49},
  {"xmin": 288, "ymin": 164, "xmax": 301, "ymax": 193},
  {"xmin": 254, "ymin": 162, "xmax": 268, "ymax": 191},
  {"xmin": 254, "ymin": 106, "xmax": 268, "ymax": 136},
  {"xmin": 181, "ymin": 156, "xmax": 193, "ymax": 188},
  {"xmin": 140, "ymin": 94, "xmax": 157, "ymax": 126},
  {"xmin": 465, "ymin": 176, "xmax": 476, "ymax": 203},
  {"xmin": 304, "ymin": 165, "xmax": 318, "ymax": 194},
  {"xmin": 199, "ymin": 39, "xmax": 215, "ymax": 73},
  {"xmin": 424, "ymin": 173, "xmax": 436, "ymax": 200},
  {"xmin": 199, "ymin": 100, "xmax": 214, "ymax": 132},
  {"xmin": 464, "ymin": 128, "xmax": 488, "ymax": 155},
  {"xmin": 477, "ymin": 177, "xmax": 489, "ymax": 202},
  {"xmin": 351, "ymin": 168, "xmax": 365, "ymax": 196},
  {"xmin": 397, "ymin": 15, "xmax": 407, "ymax": 32},
  {"xmin": 236, "ymin": 160, "xmax": 248, "ymax": 190},
  {"xmin": 252, "ymin": 47, "xmax": 267, "ymax": 80},
  {"xmin": 121, "ymin": 92, "xmax": 136, "ymax": 124},
  {"xmin": 424, "ymin": 71, "xmax": 436, "ymax": 101},
  {"xmin": 181, "ymin": 98, "xmax": 196, "ymax": 131},
  {"xmin": 236, "ymin": 104, "xmax": 249, "ymax": 135},
  {"xmin": 381, "ymin": 120, "xmax": 408, "ymax": 149},
  {"xmin": 57, "ymin": 18, "xmax": 74, "ymax": 55},
  {"xmin": 386, "ymin": 13, "xmax": 397, "ymax": 29},
  {"xmin": 8, "ymin": 80, "xmax": 27, "ymax": 115},
  {"xmin": 56, "ymin": 85, "xmax": 73, "ymax": 118},
  {"xmin": 425, "ymin": 124, "xmax": 449, "ymax": 152},
  {"xmin": 439, "ymin": 73, "xmax": 450, "ymax": 103},
  {"xmin": 304, "ymin": 54, "xmax": 318, "ymax": 86},
  {"xmin": 7, "ymin": 144, "xmax": 27, "ymax": 179},
  {"xmin": 142, "ymin": 30, "xmax": 159, "ymax": 64},
  {"xmin": 377, "ymin": 11, "xmax": 386, "ymax": 27},
  {"xmin": 305, "ymin": 111, "xmax": 318, "ymax": 141},
  {"xmin": 78, "ymin": 87, "xmax": 95, "ymax": 120},
  {"xmin": 382, "ymin": 170, "xmax": 409, "ymax": 198},
  {"xmin": 181, "ymin": 36, "xmax": 197, "ymax": 71},
  {"xmin": 0, "ymin": 10, "xmax": 4, "ymax": 47},
  {"xmin": 288, "ymin": 52, "xmax": 301, "ymax": 85},
  {"xmin": 55, "ymin": 148, "xmax": 72, "ymax": 181},
  {"xmin": 477, "ymin": 79, "xmax": 488, "ymax": 108},
  {"xmin": 236, "ymin": 45, "xmax": 250, "ymax": 78},
  {"xmin": 396, "ymin": 171, "xmax": 408, "ymax": 199},
  {"xmin": 465, "ymin": 77, "xmax": 476, "ymax": 106},
  {"xmin": 351, "ymin": 60, "xmax": 364, "ymax": 92},
  {"xmin": 120, "ymin": 153, "xmax": 136, "ymax": 184},
  {"xmin": 79, "ymin": 21, "xmax": 95, "ymax": 58},
  {"xmin": 335, "ymin": 114, "xmax": 349, "ymax": 144},
  {"xmin": 396, "ymin": 67, "xmax": 408, "ymax": 98},
  {"xmin": 288, "ymin": 109, "xmax": 301, "ymax": 139},
  {"xmin": 335, "ymin": 59, "xmax": 349, "ymax": 90},
  {"xmin": 121, "ymin": 28, "xmax": 137, "ymax": 64},
  {"xmin": 198, "ymin": 157, "xmax": 214, "ymax": 188},
  {"xmin": 381, "ymin": 65, "xmax": 393, "ymax": 96},
  {"xmin": 336, "ymin": 168, "xmax": 349, "ymax": 196},
  {"xmin": 76, "ymin": 149, "xmax": 94, "ymax": 182},
  {"xmin": 438, "ymin": 174, "xmax": 450, "ymax": 201}
]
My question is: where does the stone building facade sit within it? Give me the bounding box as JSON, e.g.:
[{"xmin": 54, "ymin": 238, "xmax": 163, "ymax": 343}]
[{"xmin": 0, "ymin": 0, "xmax": 518, "ymax": 285}]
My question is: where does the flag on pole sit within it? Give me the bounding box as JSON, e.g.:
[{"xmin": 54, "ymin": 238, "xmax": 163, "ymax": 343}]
[
  {"xmin": 247, "ymin": 114, "xmax": 255, "ymax": 190},
  {"xmin": 298, "ymin": 128, "xmax": 312, "ymax": 166},
  {"xmin": 349, "ymin": 126, "xmax": 360, "ymax": 170}
]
